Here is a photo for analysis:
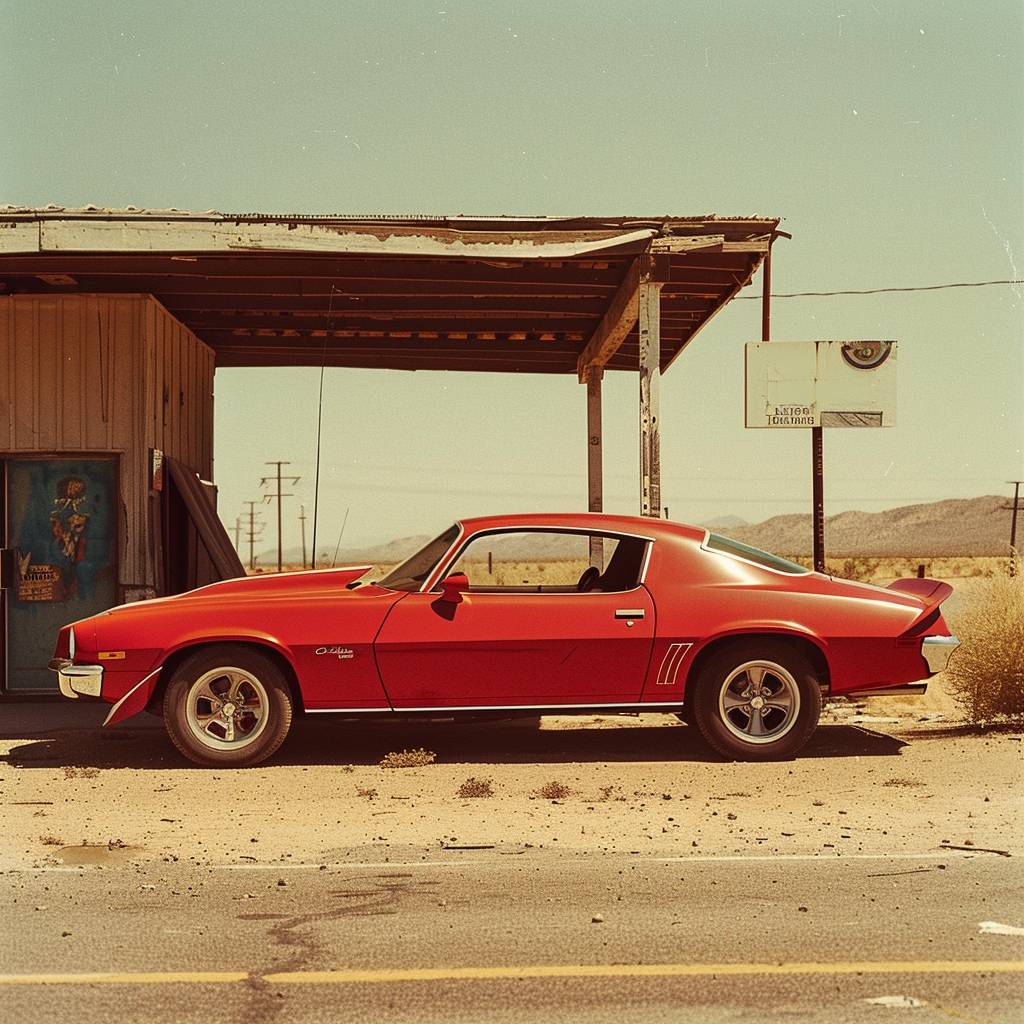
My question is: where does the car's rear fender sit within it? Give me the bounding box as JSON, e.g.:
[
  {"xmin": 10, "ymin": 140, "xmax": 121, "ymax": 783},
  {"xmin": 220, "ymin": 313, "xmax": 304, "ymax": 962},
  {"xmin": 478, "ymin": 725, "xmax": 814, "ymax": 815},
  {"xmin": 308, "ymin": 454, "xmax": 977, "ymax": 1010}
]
[{"xmin": 679, "ymin": 628, "xmax": 831, "ymax": 707}]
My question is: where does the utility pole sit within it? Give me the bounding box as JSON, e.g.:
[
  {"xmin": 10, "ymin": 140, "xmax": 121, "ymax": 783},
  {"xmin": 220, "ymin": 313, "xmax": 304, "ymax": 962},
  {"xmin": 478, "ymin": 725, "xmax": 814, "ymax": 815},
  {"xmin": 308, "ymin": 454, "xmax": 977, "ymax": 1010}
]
[
  {"xmin": 260, "ymin": 461, "xmax": 301, "ymax": 573},
  {"xmin": 1005, "ymin": 480, "xmax": 1023, "ymax": 577},
  {"xmin": 242, "ymin": 501, "xmax": 264, "ymax": 571},
  {"xmin": 233, "ymin": 516, "xmax": 242, "ymax": 555},
  {"xmin": 299, "ymin": 505, "xmax": 308, "ymax": 570}
]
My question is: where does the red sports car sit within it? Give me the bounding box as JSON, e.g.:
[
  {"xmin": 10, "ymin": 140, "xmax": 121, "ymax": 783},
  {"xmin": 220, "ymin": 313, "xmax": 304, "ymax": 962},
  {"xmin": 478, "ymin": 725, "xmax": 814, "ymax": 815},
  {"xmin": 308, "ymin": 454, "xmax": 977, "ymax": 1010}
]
[{"xmin": 50, "ymin": 513, "xmax": 958, "ymax": 766}]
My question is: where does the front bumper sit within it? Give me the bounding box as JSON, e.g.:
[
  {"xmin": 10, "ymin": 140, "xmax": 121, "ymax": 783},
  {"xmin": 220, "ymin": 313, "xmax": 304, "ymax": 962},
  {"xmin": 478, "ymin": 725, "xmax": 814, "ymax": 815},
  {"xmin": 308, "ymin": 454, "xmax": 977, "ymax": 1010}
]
[
  {"xmin": 48, "ymin": 659, "xmax": 103, "ymax": 699},
  {"xmin": 922, "ymin": 635, "xmax": 959, "ymax": 674}
]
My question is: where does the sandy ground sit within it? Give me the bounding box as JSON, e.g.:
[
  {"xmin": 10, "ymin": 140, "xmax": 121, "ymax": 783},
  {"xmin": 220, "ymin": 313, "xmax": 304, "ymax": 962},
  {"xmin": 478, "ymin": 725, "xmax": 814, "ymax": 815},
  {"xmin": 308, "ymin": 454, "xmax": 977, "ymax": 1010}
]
[{"xmin": 1, "ymin": 691, "xmax": 1020, "ymax": 873}]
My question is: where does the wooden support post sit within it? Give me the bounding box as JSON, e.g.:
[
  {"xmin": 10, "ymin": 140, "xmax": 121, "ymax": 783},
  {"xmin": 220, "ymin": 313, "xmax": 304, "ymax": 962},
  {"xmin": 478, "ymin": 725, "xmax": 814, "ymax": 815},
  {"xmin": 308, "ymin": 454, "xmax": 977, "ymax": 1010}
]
[
  {"xmin": 639, "ymin": 278, "xmax": 663, "ymax": 518},
  {"xmin": 812, "ymin": 426, "xmax": 825, "ymax": 573},
  {"xmin": 587, "ymin": 372, "xmax": 604, "ymax": 568}
]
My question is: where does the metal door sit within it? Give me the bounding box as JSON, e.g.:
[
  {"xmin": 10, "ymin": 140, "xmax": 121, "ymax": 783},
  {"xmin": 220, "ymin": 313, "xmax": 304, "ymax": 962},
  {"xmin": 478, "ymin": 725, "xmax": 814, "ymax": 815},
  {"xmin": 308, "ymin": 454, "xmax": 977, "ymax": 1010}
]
[
  {"xmin": 375, "ymin": 588, "xmax": 655, "ymax": 709},
  {"xmin": 2, "ymin": 457, "xmax": 118, "ymax": 692}
]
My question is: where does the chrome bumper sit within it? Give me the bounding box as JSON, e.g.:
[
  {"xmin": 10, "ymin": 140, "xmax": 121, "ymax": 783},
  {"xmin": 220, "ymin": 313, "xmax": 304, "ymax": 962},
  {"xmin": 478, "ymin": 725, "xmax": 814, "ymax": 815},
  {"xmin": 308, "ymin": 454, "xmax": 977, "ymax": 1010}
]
[
  {"xmin": 49, "ymin": 659, "xmax": 103, "ymax": 699},
  {"xmin": 922, "ymin": 635, "xmax": 959, "ymax": 674}
]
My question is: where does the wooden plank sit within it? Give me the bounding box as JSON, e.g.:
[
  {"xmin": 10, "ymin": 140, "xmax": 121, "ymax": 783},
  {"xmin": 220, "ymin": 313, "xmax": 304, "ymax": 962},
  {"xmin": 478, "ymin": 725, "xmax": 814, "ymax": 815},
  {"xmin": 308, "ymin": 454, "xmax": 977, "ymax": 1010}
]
[
  {"xmin": 183, "ymin": 313, "xmax": 602, "ymax": 333},
  {"xmin": 12, "ymin": 299, "xmax": 40, "ymax": 447},
  {"xmin": 0, "ymin": 300, "xmax": 10, "ymax": 448},
  {"xmin": 639, "ymin": 280, "xmax": 663, "ymax": 518},
  {"xmin": 576, "ymin": 259, "xmax": 641, "ymax": 383},
  {"xmin": 58, "ymin": 297, "xmax": 81, "ymax": 448},
  {"xmin": 649, "ymin": 234, "xmax": 725, "ymax": 253},
  {"xmin": 35, "ymin": 297, "xmax": 58, "ymax": 450},
  {"xmin": 0, "ymin": 256, "xmax": 627, "ymax": 287},
  {"xmin": 160, "ymin": 295, "xmax": 612, "ymax": 314}
]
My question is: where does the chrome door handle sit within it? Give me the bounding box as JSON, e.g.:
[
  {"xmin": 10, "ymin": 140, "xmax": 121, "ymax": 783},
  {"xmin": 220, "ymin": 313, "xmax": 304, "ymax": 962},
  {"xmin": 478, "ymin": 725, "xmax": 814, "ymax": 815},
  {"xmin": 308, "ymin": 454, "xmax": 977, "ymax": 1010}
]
[{"xmin": 615, "ymin": 608, "xmax": 645, "ymax": 619}]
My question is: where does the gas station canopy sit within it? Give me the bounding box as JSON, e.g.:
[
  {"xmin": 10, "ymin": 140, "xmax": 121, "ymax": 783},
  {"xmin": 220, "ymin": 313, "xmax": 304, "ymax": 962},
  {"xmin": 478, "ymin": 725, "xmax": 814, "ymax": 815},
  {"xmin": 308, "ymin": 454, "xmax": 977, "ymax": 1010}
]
[{"xmin": 0, "ymin": 209, "xmax": 779, "ymax": 375}]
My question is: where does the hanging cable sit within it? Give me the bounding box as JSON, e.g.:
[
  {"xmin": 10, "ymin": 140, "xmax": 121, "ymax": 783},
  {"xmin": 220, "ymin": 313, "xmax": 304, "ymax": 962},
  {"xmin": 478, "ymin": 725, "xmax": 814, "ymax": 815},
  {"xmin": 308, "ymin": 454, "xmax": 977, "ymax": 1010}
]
[{"xmin": 736, "ymin": 278, "xmax": 1022, "ymax": 299}]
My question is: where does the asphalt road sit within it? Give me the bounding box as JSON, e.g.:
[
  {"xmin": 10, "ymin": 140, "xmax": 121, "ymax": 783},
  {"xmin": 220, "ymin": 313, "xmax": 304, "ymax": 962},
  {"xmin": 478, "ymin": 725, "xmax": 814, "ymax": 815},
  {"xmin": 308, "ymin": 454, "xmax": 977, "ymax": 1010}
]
[{"xmin": 3, "ymin": 848, "xmax": 1022, "ymax": 1023}]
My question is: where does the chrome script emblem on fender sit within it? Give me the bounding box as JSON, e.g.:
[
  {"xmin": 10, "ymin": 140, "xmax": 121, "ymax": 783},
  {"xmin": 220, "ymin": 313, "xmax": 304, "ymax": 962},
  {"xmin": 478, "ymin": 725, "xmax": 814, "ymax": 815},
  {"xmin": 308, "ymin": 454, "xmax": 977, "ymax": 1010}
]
[{"xmin": 315, "ymin": 646, "xmax": 355, "ymax": 659}]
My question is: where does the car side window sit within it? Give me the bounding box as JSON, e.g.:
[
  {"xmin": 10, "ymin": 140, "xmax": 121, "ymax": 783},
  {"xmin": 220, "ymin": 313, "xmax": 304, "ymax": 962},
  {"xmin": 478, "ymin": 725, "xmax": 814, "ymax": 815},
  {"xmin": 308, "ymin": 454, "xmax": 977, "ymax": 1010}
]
[{"xmin": 445, "ymin": 531, "xmax": 647, "ymax": 594}]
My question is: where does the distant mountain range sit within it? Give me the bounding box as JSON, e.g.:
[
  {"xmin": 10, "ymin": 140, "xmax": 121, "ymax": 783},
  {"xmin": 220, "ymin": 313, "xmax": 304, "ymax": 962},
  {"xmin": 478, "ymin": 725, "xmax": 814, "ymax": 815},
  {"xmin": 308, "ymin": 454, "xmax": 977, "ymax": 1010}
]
[
  {"xmin": 251, "ymin": 496, "xmax": 1011, "ymax": 566},
  {"xmin": 718, "ymin": 496, "xmax": 1010, "ymax": 557}
]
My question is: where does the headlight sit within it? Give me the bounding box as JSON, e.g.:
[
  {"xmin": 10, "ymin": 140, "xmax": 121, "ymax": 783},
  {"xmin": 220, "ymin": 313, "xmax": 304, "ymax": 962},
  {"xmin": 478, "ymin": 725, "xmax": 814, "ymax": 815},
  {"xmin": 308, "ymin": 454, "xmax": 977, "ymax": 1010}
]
[{"xmin": 69, "ymin": 626, "xmax": 76, "ymax": 660}]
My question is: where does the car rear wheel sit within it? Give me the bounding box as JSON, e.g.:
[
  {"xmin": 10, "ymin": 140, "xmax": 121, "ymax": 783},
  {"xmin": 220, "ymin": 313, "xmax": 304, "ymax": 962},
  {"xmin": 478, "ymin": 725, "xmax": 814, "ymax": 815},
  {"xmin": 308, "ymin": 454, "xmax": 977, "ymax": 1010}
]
[
  {"xmin": 691, "ymin": 641, "xmax": 821, "ymax": 761},
  {"xmin": 163, "ymin": 646, "xmax": 293, "ymax": 767}
]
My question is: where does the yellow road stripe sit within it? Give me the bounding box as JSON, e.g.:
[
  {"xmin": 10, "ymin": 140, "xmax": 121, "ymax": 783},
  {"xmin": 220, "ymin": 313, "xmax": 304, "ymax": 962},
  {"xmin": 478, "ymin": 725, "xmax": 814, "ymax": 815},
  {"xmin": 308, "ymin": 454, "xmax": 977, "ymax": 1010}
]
[
  {"xmin": 0, "ymin": 962, "xmax": 1021, "ymax": 986},
  {"xmin": 0, "ymin": 972, "xmax": 249, "ymax": 985}
]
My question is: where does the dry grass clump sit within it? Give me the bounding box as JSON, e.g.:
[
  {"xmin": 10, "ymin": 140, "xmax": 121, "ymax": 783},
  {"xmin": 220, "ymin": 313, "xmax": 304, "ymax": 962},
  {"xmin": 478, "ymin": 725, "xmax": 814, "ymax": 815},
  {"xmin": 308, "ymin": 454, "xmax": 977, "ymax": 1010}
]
[
  {"xmin": 38, "ymin": 834, "xmax": 64, "ymax": 846},
  {"xmin": 379, "ymin": 748, "xmax": 437, "ymax": 769},
  {"xmin": 61, "ymin": 766, "xmax": 99, "ymax": 779},
  {"xmin": 882, "ymin": 778, "xmax": 925, "ymax": 789},
  {"xmin": 945, "ymin": 573, "xmax": 1024, "ymax": 723},
  {"xmin": 535, "ymin": 780, "xmax": 573, "ymax": 800},
  {"xmin": 356, "ymin": 787, "xmax": 378, "ymax": 800},
  {"xmin": 456, "ymin": 777, "xmax": 494, "ymax": 799}
]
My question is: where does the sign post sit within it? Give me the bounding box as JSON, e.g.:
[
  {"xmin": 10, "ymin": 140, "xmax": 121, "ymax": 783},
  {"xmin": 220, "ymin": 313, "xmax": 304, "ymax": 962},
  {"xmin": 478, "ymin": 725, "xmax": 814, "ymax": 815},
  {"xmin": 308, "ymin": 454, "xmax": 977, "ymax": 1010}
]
[
  {"xmin": 812, "ymin": 427, "xmax": 825, "ymax": 572},
  {"xmin": 745, "ymin": 340, "xmax": 897, "ymax": 573}
]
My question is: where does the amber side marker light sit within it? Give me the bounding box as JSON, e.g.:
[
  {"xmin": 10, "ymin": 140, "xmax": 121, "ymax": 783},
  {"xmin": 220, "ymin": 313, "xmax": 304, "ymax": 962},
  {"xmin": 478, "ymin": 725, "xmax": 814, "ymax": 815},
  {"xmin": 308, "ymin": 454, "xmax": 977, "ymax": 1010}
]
[{"xmin": 97, "ymin": 651, "xmax": 126, "ymax": 661}]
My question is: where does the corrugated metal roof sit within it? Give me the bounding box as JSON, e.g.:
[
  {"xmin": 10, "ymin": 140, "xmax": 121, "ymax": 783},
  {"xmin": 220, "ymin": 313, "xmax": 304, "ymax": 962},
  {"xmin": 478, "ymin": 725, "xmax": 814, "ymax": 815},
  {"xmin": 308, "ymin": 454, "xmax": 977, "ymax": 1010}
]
[{"xmin": 0, "ymin": 208, "xmax": 780, "ymax": 375}]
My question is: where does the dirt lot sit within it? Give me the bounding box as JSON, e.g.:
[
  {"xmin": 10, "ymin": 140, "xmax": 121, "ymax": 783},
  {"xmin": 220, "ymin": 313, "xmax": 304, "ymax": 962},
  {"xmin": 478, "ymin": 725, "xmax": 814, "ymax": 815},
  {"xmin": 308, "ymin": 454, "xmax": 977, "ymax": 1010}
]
[
  {"xmin": 1, "ymin": 565, "xmax": 1017, "ymax": 873},
  {"xmin": 1, "ymin": 699, "xmax": 1020, "ymax": 873}
]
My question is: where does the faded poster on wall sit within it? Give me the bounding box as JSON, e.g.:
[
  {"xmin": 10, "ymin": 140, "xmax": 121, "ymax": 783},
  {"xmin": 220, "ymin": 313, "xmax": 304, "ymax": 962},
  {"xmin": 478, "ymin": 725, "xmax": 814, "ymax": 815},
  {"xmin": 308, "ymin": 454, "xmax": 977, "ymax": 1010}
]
[{"xmin": 6, "ymin": 458, "xmax": 118, "ymax": 691}]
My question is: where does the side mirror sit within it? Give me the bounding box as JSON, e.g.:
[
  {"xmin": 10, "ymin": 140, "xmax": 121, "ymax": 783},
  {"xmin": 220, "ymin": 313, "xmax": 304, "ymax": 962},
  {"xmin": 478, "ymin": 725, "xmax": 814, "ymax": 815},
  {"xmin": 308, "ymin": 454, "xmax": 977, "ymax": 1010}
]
[{"xmin": 439, "ymin": 572, "xmax": 469, "ymax": 604}]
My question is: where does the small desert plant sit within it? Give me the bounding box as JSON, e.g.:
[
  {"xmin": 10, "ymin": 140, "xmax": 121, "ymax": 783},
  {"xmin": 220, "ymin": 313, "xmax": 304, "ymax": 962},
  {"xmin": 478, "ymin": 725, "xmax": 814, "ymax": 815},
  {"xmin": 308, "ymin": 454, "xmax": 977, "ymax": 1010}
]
[
  {"xmin": 882, "ymin": 778, "xmax": 925, "ymax": 788},
  {"xmin": 945, "ymin": 573, "xmax": 1024, "ymax": 723},
  {"xmin": 38, "ymin": 834, "xmax": 63, "ymax": 846},
  {"xmin": 356, "ymin": 787, "xmax": 378, "ymax": 800},
  {"xmin": 535, "ymin": 780, "xmax": 572, "ymax": 800},
  {"xmin": 456, "ymin": 777, "xmax": 494, "ymax": 799},
  {"xmin": 379, "ymin": 748, "xmax": 437, "ymax": 769}
]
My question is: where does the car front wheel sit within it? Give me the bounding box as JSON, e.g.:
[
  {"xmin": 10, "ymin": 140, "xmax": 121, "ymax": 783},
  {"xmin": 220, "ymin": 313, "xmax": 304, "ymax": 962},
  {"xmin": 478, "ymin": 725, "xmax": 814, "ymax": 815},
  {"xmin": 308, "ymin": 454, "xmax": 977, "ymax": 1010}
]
[
  {"xmin": 691, "ymin": 641, "xmax": 822, "ymax": 761},
  {"xmin": 163, "ymin": 646, "xmax": 293, "ymax": 767}
]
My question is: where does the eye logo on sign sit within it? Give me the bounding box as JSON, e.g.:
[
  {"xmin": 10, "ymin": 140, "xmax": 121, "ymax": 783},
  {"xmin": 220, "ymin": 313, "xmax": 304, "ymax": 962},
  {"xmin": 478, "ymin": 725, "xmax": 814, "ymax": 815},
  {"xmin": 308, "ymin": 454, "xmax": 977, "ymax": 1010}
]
[{"xmin": 841, "ymin": 340, "xmax": 893, "ymax": 370}]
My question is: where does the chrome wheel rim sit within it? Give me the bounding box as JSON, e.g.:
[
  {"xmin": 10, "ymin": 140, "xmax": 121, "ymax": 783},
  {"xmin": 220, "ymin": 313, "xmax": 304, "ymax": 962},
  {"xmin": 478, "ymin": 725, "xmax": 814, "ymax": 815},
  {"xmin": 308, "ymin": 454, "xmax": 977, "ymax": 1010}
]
[
  {"xmin": 718, "ymin": 660, "xmax": 800, "ymax": 745},
  {"xmin": 184, "ymin": 666, "xmax": 270, "ymax": 751}
]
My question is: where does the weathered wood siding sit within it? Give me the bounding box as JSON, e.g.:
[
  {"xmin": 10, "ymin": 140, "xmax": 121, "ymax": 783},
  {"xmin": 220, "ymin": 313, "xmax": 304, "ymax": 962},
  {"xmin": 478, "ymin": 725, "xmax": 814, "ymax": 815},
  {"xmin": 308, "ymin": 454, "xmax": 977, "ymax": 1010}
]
[
  {"xmin": 143, "ymin": 297, "xmax": 214, "ymax": 481},
  {"xmin": 0, "ymin": 294, "xmax": 214, "ymax": 593}
]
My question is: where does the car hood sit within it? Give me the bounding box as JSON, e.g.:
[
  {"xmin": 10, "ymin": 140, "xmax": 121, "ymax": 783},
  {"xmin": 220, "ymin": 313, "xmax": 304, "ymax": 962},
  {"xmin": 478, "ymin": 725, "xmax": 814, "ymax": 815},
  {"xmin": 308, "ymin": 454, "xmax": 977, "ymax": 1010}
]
[{"xmin": 102, "ymin": 565, "xmax": 374, "ymax": 614}]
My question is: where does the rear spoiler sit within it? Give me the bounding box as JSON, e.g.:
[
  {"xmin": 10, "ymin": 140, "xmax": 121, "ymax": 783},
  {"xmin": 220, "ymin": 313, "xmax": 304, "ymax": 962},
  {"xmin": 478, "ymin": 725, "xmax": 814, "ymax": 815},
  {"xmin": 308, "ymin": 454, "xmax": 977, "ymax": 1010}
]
[{"xmin": 887, "ymin": 578, "xmax": 953, "ymax": 635}]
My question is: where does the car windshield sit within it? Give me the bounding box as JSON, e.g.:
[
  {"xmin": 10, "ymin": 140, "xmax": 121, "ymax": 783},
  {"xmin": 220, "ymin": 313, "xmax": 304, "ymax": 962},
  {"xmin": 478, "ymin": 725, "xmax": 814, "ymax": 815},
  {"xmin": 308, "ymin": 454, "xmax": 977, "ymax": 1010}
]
[
  {"xmin": 703, "ymin": 533, "xmax": 810, "ymax": 575},
  {"xmin": 376, "ymin": 525, "xmax": 460, "ymax": 592}
]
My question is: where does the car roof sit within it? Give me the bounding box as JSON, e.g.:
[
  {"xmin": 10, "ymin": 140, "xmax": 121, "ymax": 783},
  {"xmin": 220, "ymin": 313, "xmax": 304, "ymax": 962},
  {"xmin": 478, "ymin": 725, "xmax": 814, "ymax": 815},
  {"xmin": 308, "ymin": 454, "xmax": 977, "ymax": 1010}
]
[{"xmin": 454, "ymin": 512, "xmax": 707, "ymax": 543}]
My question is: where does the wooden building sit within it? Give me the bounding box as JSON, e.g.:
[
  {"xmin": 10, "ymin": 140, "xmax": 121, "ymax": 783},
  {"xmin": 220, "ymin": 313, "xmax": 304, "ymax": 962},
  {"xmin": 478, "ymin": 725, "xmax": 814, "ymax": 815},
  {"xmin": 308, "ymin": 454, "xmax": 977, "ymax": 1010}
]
[
  {"xmin": 0, "ymin": 293, "xmax": 237, "ymax": 691},
  {"xmin": 0, "ymin": 208, "xmax": 780, "ymax": 694}
]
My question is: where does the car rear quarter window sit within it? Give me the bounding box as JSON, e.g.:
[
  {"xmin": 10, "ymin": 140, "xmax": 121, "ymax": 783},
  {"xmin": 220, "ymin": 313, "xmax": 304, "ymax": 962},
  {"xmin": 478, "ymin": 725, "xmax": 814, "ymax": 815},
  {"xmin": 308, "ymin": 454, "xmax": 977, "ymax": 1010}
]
[{"xmin": 703, "ymin": 534, "xmax": 810, "ymax": 576}]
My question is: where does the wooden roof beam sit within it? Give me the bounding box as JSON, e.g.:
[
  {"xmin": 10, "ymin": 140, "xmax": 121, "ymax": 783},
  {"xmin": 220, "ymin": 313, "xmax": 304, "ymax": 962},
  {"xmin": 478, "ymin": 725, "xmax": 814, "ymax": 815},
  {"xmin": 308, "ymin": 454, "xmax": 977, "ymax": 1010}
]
[{"xmin": 577, "ymin": 254, "xmax": 673, "ymax": 383}]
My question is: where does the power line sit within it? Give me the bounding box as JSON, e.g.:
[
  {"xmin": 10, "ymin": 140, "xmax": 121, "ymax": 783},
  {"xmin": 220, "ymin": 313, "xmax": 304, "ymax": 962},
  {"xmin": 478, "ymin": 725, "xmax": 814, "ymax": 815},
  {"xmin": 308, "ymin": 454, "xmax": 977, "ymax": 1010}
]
[{"xmin": 736, "ymin": 278, "xmax": 1022, "ymax": 299}]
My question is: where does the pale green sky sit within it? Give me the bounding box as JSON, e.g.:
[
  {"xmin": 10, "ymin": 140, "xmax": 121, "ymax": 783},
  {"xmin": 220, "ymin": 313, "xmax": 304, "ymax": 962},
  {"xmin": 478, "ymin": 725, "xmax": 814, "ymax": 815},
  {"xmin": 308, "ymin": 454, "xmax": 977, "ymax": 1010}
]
[{"xmin": 3, "ymin": 1, "xmax": 1022, "ymax": 555}]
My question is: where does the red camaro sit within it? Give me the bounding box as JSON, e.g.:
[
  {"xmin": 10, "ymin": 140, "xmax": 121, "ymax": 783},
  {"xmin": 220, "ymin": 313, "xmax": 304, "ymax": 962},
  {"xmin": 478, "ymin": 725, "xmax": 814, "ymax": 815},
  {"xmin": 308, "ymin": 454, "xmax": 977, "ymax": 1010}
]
[{"xmin": 50, "ymin": 513, "xmax": 958, "ymax": 766}]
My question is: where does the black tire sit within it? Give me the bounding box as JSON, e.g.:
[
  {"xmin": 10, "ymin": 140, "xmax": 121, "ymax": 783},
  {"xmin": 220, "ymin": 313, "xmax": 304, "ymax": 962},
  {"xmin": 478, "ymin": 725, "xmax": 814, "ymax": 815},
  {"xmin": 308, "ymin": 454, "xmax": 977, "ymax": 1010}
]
[
  {"xmin": 691, "ymin": 640, "xmax": 822, "ymax": 761},
  {"xmin": 163, "ymin": 645, "xmax": 293, "ymax": 767}
]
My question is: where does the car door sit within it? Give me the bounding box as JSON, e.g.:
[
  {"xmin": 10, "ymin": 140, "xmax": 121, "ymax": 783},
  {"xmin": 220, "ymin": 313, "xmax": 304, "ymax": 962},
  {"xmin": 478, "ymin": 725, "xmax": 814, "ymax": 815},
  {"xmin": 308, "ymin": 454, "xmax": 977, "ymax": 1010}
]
[{"xmin": 374, "ymin": 529, "xmax": 655, "ymax": 709}]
